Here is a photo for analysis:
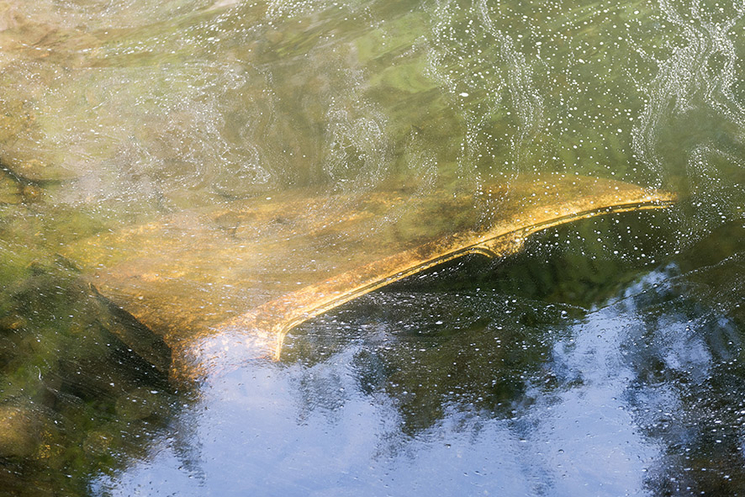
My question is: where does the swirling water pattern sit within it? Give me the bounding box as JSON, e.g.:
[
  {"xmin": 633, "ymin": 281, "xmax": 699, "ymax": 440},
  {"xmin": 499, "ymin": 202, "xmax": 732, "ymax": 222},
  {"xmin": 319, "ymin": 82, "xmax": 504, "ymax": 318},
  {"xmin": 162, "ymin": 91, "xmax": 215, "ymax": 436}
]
[{"xmin": 0, "ymin": 0, "xmax": 744, "ymax": 494}]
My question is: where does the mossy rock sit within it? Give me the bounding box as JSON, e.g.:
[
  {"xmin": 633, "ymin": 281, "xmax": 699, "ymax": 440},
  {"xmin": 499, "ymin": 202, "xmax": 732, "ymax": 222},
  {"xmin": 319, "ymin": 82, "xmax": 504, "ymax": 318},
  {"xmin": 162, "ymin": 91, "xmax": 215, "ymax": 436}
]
[
  {"xmin": 0, "ymin": 404, "xmax": 43, "ymax": 458},
  {"xmin": 0, "ymin": 250, "xmax": 177, "ymax": 490}
]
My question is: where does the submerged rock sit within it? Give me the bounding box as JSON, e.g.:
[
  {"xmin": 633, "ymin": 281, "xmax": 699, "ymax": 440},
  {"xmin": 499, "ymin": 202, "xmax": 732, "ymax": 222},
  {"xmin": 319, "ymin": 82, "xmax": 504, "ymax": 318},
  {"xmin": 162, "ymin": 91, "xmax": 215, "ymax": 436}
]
[
  {"xmin": 0, "ymin": 171, "xmax": 21, "ymax": 203},
  {"xmin": 0, "ymin": 250, "xmax": 178, "ymax": 492},
  {"xmin": 0, "ymin": 1, "xmax": 21, "ymax": 33},
  {"xmin": 58, "ymin": 174, "xmax": 675, "ymax": 379},
  {"xmin": 115, "ymin": 386, "xmax": 168, "ymax": 421},
  {"xmin": 0, "ymin": 100, "xmax": 34, "ymax": 145},
  {"xmin": 0, "ymin": 405, "xmax": 41, "ymax": 458},
  {"xmin": 8, "ymin": 159, "xmax": 79, "ymax": 183}
]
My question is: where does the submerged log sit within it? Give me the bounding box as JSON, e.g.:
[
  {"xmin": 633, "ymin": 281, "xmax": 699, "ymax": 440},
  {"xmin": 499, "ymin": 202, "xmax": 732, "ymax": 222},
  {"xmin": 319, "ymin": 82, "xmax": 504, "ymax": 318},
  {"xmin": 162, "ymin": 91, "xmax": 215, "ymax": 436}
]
[{"xmin": 62, "ymin": 175, "xmax": 675, "ymax": 379}]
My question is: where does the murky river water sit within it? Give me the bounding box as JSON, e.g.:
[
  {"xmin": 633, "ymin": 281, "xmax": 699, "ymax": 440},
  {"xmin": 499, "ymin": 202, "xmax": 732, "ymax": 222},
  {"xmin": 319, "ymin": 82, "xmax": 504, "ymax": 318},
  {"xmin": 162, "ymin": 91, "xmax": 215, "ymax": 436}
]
[{"xmin": 1, "ymin": 0, "xmax": 744, "ymax": 495}]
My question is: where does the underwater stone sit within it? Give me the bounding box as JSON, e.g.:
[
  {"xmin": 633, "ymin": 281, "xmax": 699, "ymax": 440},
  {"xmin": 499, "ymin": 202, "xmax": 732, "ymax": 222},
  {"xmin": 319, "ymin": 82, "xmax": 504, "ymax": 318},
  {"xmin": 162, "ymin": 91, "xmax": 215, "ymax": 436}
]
[
  {"xmin": 60, "ymin": 175, "xmax": 675, "ymax": 379},
  {"xmin": 0, "ymin": 172, "xmax": 21, "ymax": 203},
  {"xmin": 115, "ymin": 386, "xmax": 166, "ymax": 421},
  {"xmin": 0, "ymin": 1, "xmax": 21, "ymax": 32},
  {"xmin": 6, "ymin": 159, "xmax": 79, "ymax": 183},
  {"xmin": 0, "ymin": 405, "xmax": 41, "ymax": 458},
  {"xmin": 0, "ymin": 101, "xmax": 34, "ymax": 144}
]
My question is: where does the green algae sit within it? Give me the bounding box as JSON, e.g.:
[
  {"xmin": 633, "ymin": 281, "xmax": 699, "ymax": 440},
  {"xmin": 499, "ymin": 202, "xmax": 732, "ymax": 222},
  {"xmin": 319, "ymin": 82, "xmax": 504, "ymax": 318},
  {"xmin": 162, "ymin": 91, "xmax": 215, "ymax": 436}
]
[{"xmin": 0, "ymin": 247, "xmax": 175, "ymax": 496}]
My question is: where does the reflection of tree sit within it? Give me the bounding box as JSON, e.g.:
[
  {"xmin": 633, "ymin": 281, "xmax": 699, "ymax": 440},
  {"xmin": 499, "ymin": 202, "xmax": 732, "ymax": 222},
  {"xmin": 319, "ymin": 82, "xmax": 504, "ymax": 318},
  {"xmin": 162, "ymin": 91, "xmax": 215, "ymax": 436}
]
[
  {"xmin": 285, "ymin": 217, "xmax": 745, "ymax": 492},
  {"xmin": 353, "ymin": 290, "xmax": 571, "ymax": 434},
  {"xmin": 284, "ymin": 212, "xmax": 670, "ymax": 425},
  {"xmin": 622, "ymin": 224, "xmax": 745, "ymax": 495}
]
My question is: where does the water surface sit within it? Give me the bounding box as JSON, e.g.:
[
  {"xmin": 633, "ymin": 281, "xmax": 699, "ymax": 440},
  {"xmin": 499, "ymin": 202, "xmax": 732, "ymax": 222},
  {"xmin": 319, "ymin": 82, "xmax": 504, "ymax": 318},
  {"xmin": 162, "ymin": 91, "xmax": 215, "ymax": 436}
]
[{"xmin": 1, "ymin": 0, "xmax": 744, "ymax": 494}]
